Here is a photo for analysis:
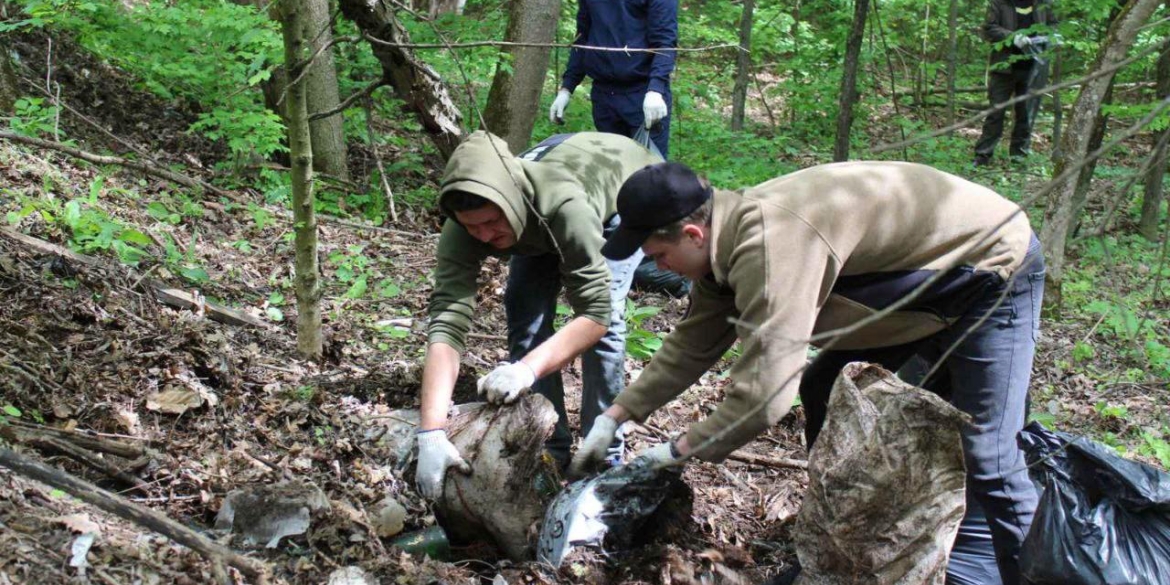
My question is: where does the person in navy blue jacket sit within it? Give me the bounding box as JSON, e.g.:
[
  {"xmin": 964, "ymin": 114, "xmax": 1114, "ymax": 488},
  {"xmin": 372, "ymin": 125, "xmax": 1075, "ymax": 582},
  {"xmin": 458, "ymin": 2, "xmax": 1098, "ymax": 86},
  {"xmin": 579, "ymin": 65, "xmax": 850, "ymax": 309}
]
[{"xmin": 548, "ymin": 0, "xmax": 678, "ymax": 158}]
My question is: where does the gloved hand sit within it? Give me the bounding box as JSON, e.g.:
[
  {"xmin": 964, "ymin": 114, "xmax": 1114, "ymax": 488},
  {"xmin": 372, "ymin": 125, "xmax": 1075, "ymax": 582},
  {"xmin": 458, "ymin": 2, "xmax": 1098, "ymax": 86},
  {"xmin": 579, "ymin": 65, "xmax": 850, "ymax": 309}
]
[
  {"xmin": 477, "ymin": 361, "xmax": 537, "ymax": 405},
  {"xmin": 635, "ymin": 440, "xmax": 685, "ymax": 467},
  {"xmin": 643, "ymin": 91, "xmax": 668, "ymax": 129},
  {"xmin": 568, "ymin": 414, "xmax": 619, "ymax": 478},
  {"xmin": 1030, "ymin": 34, "xmax": 1049, "ymax": 46},
  {"xmin": 1013, "ymin": 33, "xmax": 1033, "ymax": 50},
  {"xmin": 415, "ymin": 429, "xmax": 471, "ymax": 499},
  {"xmin": 549, "ymin": 88, "xmax": 572, "ymax": 124}
]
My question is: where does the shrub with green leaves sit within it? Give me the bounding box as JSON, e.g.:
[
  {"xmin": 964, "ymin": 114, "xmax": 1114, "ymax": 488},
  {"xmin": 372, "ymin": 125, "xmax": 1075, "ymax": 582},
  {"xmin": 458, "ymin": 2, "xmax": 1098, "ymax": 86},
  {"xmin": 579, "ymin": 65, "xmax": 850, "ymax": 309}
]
[{"xmin": 12, "ymin": 0, "xmax": 285, "ymax": 159}]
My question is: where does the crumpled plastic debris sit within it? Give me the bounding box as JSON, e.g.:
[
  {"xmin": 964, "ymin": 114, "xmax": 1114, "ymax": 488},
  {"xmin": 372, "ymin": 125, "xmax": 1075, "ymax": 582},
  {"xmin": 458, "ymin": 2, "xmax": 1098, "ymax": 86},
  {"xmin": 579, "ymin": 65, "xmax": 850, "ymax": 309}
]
[
  {"xmin": 537, "ymin": 456, "xmax": 683, "ymax": 567},
  {"xmin": 794, "ymin": 362, "xmax": 970, "ymax": 585},
  {"xmin": 214, "ymin": 480, "xmax": 330, "ymax": 548}
]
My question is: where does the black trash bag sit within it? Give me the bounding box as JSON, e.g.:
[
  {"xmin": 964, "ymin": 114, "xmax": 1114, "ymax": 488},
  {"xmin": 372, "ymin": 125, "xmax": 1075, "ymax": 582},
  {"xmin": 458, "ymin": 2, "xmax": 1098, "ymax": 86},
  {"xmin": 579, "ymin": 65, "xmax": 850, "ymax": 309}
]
[{"xmin": 1018, "ymin": 422, "xmax": 1170, "ymax": 585}]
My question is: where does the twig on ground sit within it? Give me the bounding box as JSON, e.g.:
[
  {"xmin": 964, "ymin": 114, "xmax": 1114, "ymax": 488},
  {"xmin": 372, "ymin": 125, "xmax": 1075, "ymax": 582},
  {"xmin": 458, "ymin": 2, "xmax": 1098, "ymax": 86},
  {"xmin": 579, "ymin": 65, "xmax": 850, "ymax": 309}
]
[{"xmin": 0, "ymin": 448, "xmax": 271, "ymax": 584}]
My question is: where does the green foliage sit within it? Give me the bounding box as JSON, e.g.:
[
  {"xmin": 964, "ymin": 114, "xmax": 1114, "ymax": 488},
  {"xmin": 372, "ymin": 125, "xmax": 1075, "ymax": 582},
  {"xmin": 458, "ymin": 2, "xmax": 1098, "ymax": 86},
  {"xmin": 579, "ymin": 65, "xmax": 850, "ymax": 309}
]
[
  {"xmin": 14, "ymin": 0, "xmax": 285, "ymax": 159},
  {"xmin": 626, "ymin": 301, "xmax": 665, "ymax": 360},
  {"xmin": 2, "ymin": 405, "xmax": 22, "ymax": 418},
  {"xmin": 8, "ymin": 98, "xmax": 63, "ymax": 139}
]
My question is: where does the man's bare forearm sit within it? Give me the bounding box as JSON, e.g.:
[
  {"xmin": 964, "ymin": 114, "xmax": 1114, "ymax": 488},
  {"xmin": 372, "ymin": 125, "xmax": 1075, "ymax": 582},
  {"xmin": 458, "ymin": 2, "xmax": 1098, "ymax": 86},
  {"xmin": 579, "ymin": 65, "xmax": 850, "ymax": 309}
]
[
  {"xmin": 520, "ymin": 316, "xmax": 607, "ymax": 378},
  {"xmin": 420, "ymin": 342, "xmax": 460, "ymax": 431}
]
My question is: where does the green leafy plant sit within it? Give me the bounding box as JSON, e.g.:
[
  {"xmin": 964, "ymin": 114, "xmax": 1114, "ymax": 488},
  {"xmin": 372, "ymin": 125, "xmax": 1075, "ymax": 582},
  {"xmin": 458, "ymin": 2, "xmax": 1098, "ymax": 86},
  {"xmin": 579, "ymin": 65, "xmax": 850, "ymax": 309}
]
[{"xmin": 626, "ymin": 302, "xmax": 665, "ymax": 360}]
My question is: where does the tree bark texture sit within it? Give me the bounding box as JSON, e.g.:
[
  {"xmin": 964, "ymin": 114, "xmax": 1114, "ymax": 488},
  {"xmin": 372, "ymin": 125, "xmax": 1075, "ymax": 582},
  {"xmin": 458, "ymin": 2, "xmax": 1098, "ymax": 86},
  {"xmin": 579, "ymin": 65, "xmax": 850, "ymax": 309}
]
[
  {"xmin": 0, "ymin": 35, "xmax": 17, "ymax": 114},
  {"xmin": 338, "ymin": 0, "xmax": 462, "ymax": 160},
  {"xmin": 832, "ymin": 0, "xmax": 870, "ymax": 162},
  {"xmin": 945, "ymin": 0, "xmax": 958, "ymax": 125},
  {"xmin": 482, "ymin": 0, "xmax": 561, "ymax": 153},
  {"xmin": 1070, "ymin": 80, "xmax": 1117, "ymax": 237},
  {"xmin": 1140, "ymin": 17, "xmax": 1170, "ymax": 241},
  {"xmin": 277, "ymin": 0, "xmax": 324, "ymax": 359},
  {"xmin": 1038, "ymin": 0, "xmax": 1161, "ymax": 312},
  {"xmin": 730, "ymin": 0, "xmax": 755, "ymax": 131},
  {"xmin": 301, "ymin": 0, "xmax": 349, "ymax": 181}
]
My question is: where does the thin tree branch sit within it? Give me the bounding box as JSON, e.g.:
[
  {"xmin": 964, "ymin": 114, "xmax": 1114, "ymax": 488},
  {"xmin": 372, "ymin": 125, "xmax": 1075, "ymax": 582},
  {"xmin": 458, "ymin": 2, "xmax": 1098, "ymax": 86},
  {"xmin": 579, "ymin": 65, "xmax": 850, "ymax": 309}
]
[
  {"xmin": 0, "ymin": 131, "xmax": 237, "ymax": 201},
  {"xmin": 358, "ymin": 31, "xmax": 741, "ymax": 54},
  {"xmin": 364, "ymin": 97, "xmax": 397, "ymax": 222},
  {"xmin": 0, "ymin": 448, "xmax": 271, "ymax": 583},
  {"xmin": 308, "ymin": 79, "xmax": 386, "ymax": 121}
]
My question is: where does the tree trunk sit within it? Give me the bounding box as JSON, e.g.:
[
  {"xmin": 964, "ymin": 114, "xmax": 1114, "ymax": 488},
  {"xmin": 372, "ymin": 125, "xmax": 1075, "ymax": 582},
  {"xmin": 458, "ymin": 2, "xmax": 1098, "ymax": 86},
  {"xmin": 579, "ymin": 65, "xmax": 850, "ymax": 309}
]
[
  {"xmin": 1050, "ymin": 51, "xmax": 1063, "ymax": 161},
  {"xmin": 275, "ymin": 0, "xmax": 324, "ymax": 359},
  {"xmin": 1069, "ymin": 80, "xmax": 1116, "ymax": 238},
  {"xmin": 1038, "ymin": 0, "xmax": 1162, "ymax": 312},
  {"xmin": 0, "ymin": 35, "xmax": 17, "ymax": 114},
  {"xmin": 1139, "ymin": 16, "xmax": 1170, "ymax": 241},
  {"xmin": 730, "ymin": 0, "xmax": 755, "ymax": 131},
  {"xmin": 301, "ymin": 0, "xmax": 349, "ymax": 181},
  {"xmin": 236, "ymin": 0, "xmax": 347, "ymax": 179},
  {"xmin": 832, "ymin": 0, "xmax": 871, "ymax": 162},
  {"xmin": 945, "ymin": 0, "xmax": 958, "ymax": 126},
  {"xmin": 481, "ymin": 0, "xmax": 561, "ymax": 153},
  {"xmin": 338, "ymin": 0, "xmax": 462, "ymax": 161}
]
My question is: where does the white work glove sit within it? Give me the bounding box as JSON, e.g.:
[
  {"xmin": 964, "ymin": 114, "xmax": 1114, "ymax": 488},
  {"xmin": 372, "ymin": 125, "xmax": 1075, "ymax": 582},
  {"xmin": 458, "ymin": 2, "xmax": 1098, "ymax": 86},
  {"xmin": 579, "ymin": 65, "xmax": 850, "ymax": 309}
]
[
  {"xmin": 1013, "ymin": 33, "xmax": 1032, "ymax": 50},
  {"xmin": 1030, "ymin": 34, "xmax": 1049, "ymax": 46},
  {"xmin": 549, "ymin": 88, "xmax": 572, "ymax": 124},
  {"xmin": 415, "ymin": 430, "xmax": 471, "ymax": 500},
  {"xmin": 477, "ymin": 361, "xmax": 537, "ymax": 405},
  {"xmin": 568, "ymin": 414, "xmax": 619, "ymax": 479},
  {"xmin": 635, "ymin": 440, "xmax": 685, "ymax": 468},
  {"xmin": 643, "ymin": 90, "xmax": 668, "ymax": 129}
]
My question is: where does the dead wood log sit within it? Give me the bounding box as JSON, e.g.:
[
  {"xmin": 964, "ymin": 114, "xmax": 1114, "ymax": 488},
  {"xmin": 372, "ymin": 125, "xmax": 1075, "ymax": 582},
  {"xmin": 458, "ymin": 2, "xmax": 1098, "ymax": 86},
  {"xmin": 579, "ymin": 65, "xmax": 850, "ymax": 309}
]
[
  {"xmin": 0, "ymin": 447, "xmax": 271, "ymax": 584},
  {"xmin": 0, "ymin": 227, "xmax": 100, "ymax": 266},
  {"xmin": 0, "ymin": 421, "xmax": 156, "ymax": 490},
  {"xmin": 0, "ymin": 131, "xmax": 235, "ymax": 200},
  {"xmin": 336, "ymin": 0, "xmax": 462, "ymax": 160},
  {"xmin": 436, "ymin": 394, "xmax": 560, "ymax": 561},
  {"xmin": 3, "ymin": 419, "xmax": 147, "ymax": 460}
]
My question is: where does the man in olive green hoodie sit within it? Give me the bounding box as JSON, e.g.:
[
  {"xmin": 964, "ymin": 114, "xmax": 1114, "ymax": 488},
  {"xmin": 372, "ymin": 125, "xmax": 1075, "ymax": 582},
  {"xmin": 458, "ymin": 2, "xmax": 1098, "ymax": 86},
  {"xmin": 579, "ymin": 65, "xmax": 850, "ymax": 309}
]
[
  {"xmin": 413, "ymin": 131, "xmax": 662, "ymax": 500},
  {"xmin": 572, "ymin": 161, "xmax": 1044, "ymax": 585}
]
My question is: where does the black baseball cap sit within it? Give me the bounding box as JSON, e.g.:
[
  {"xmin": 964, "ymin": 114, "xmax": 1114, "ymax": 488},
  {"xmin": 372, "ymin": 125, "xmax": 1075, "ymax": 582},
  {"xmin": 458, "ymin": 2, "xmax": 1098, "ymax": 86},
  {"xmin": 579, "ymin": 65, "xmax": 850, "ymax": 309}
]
[{"xmin": 602, "ymin": 162, "xmax": 711, "ymax": 260}]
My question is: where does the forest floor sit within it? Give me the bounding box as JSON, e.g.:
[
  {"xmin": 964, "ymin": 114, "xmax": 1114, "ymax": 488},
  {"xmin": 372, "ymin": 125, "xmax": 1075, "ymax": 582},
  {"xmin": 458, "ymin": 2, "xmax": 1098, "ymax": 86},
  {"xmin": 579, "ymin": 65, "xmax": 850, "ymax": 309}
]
[{"xmin": 2, "ymin": 29, "xmax": 1168, "ymax": 585}]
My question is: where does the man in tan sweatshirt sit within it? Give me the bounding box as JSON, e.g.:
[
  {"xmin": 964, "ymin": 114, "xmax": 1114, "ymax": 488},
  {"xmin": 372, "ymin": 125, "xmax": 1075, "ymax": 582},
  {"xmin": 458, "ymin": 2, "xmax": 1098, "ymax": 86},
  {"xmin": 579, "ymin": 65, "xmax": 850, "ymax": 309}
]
[{"xmin": 570, "ymin": 161, "xmax": 1045, "ymax": 585}]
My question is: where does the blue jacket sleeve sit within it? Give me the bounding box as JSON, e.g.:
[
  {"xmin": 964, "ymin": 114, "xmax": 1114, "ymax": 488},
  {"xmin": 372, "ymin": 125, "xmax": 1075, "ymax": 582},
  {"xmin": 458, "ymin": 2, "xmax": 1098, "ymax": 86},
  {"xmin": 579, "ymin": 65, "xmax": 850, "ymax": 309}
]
[
  {"xmin": 561, "ymin": 2, "xmax": 591, "ymax": 92},
  {"xmin": 646, "ymin": 0, "xmax": 678, "ymax": 94}
]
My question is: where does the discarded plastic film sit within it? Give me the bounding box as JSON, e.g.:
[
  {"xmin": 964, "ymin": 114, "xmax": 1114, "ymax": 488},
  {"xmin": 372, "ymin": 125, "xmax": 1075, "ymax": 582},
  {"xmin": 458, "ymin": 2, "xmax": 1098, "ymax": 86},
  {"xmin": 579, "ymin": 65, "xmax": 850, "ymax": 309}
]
[
  {"xmin": 215, "ymin": 480, "xmax": 330, "ymax": 548},
  {"xmin": 1018, "ymin": 422, "xmax": 1170, "ymax": 585},
  {"xmin": 537, "ymin": 457, "xmax": 683, "ymax": 567},
  {"xmin": 794, "ymin": 362, "xmax": 970, "ymax": 585},
  {"xmin": 433, "ymin": 394, "xmax": 560, "ymax": 561}
]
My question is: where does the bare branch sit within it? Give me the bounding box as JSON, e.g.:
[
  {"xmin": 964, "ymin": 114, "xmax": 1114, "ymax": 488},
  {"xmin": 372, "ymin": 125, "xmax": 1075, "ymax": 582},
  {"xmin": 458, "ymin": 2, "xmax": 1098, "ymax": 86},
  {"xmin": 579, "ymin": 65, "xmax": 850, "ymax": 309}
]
[
  {"xmin": 0, "ymin": 131, "xmax": 237, "ymax": 201},
  {"xmin": 309, "ymin": 79, "xmax": 386, "ymax": 121}
]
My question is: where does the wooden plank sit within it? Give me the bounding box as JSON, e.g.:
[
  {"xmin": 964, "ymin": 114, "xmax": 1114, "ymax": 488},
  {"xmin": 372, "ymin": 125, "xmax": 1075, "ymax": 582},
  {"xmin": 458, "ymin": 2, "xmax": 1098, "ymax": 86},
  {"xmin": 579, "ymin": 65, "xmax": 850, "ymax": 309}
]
[{"xmin": 153, "ymin": 287, "xmax": 269, "ymax": 330}]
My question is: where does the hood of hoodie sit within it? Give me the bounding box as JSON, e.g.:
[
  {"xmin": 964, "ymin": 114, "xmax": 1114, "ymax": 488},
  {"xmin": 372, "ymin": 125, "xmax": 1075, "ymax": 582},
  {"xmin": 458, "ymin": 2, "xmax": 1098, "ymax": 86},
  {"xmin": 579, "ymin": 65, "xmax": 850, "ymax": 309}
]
[{"xmin": 438, "ymin": 131, "xmax": 534, "ymax": 239}]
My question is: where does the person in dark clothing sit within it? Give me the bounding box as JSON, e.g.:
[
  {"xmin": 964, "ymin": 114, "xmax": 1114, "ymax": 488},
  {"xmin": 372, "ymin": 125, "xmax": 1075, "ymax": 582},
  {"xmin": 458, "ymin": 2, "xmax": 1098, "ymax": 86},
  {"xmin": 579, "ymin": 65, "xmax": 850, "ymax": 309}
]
[
  {"xmin": 550, "ymin": 0, "xmax": 688, "ymax": 297},
  {"xmin": 973, "ymin": 0, "xmax": 1057, "ymax": 166},
  {"xmin": 548, "ymin": 0, "xmax": 677, "ymax": 158}
]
